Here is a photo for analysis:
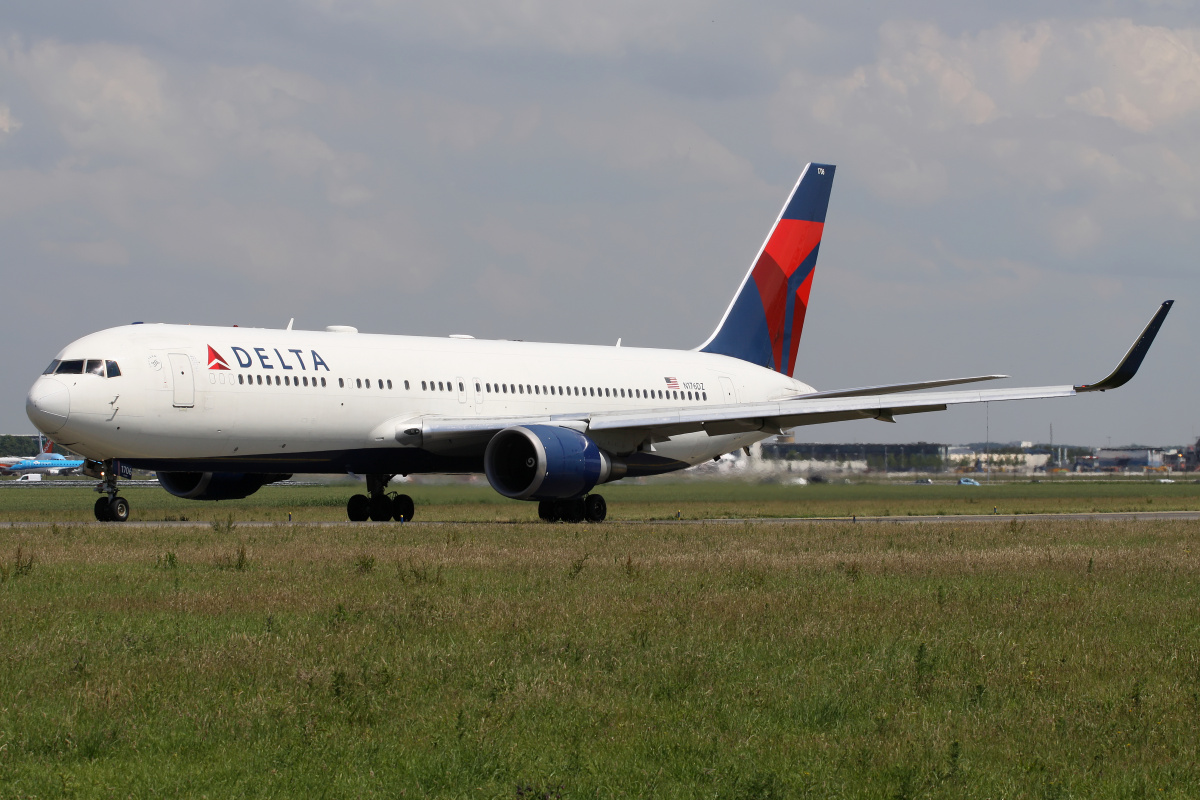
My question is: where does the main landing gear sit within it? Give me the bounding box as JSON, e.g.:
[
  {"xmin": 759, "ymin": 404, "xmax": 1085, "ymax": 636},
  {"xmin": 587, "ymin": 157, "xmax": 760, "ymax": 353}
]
[
  {"xmin": 346, "ymin": 474, "xmax": 415, "ymax": 522},
  {"xmin": 538, "ymin": 494, "xmax": 607, "ymax": 523},
  {"xmin": 93, "ymin": 460, "xmax": 130, "ymax": 522}
]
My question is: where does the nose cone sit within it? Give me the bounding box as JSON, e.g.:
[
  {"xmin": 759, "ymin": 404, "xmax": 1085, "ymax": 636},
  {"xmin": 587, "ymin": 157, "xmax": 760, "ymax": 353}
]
[{"xmin": 26, "ymin": 377, "xmax": 70, "ymax": 434}]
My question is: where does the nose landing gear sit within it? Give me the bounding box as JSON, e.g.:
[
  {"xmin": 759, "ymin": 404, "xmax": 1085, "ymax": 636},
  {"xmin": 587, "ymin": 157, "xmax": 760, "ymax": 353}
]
[
  {"xmin": 346, "ymin": 474, "xmax": 415, "ymax": 522},
  {"xmin": 92, "ymin": 459, "xmax": 130, "ymax": 522}
]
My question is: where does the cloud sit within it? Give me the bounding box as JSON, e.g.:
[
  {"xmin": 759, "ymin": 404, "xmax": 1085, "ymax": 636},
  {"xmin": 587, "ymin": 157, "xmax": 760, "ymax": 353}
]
[
  {"xmin": 1, "ymin": 38, "xmax": 370, "ymax": 194},
  {"xmin": 770, "ymin": 17, "xmax": 1200, "ymax": 260},
  {"xmin": 556, "ymin": 108, "xmax": 756, "ymax": 186},
  {"xmin": 305, "ymin": 0, "xmax": 710, "ymax": 57},
  {"xmin": 0, "ymin": 103, "xmax": 19, "ymax": 136}
]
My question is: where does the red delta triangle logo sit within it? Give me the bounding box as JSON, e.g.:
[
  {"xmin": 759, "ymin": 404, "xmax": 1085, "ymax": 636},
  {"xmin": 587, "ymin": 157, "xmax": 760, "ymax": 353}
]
[{"xmin": 207, "ymin": 345, "xmax": 230, "ymax": 370}]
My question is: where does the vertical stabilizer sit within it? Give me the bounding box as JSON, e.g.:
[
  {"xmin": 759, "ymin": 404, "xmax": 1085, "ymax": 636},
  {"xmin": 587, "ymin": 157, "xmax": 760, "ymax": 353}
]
[{"xmin": 698, "ymin": 163, "xmax": 835, "ymax": 376}]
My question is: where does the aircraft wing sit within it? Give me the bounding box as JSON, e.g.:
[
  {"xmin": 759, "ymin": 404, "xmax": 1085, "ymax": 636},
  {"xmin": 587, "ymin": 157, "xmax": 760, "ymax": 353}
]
[{"xmin": 403, "ymin": 301, "xmax": 1172, "ymax": 453}]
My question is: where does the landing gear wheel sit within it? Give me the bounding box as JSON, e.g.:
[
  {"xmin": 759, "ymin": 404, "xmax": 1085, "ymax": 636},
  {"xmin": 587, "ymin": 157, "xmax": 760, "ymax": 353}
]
[
  {"xmin": 369, "ymin": 495, "xmax": 393, "ymax": 522},
  {"xmin": 584, "ymin": 494, "xmax": 607, "ymax": 522},
  {"xmin": 538, "ymin": 500, "xmax": 560, "ymax": 522},
  {"xmin": 94, "ymin": 497, "xmax": 112, "ymax": 522},
  {"xmin": 391, "ymin": 494, "xmax": 415, "ymax": 522},
  {"xmin": 561, "ymin": 498, "xmax": 586, "ymax": 523},
  {"xmin": 107, "ymin": 496, "xmax": 130, "ymax": 523},
  {"xmin": 347, "ymin": 494, "xmax": 370, "ymax": 522}
]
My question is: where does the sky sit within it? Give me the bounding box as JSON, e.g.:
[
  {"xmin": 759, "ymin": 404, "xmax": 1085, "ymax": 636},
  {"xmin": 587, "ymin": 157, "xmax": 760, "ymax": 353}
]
[{"xmin": 1, "ymin": 1, "xmax": 1197, "ymax": 447}]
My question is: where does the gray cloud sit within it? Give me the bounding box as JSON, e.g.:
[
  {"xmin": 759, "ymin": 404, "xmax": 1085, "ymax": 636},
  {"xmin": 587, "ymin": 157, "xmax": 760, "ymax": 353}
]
[{"xmin": 0, "ymin": 3, "xmax": 1194, "ymax": 447}]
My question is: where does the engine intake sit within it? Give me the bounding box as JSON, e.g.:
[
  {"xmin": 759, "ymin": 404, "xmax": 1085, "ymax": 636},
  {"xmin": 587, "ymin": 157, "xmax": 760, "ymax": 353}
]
[
  {"xmin": 157, "ymin": 471, "xmax": 292, "ymax": 501},
  {"xmin": 484, "ymin": 425, "xmax": 623, "ymax": 500}
]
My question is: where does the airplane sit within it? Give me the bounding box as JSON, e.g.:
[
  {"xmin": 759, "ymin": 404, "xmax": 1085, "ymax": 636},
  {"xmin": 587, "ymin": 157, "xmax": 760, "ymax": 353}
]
[
  {"xmin": 24, "ymin": 163, "xmax": 1172, "ymax": 523},
  {"xmin": 0, "ymin": 435, "xmax": 54, "ymax": 470},
  {"xmin": 1, "ymin": 436, "xmax": 85, "ymax": 477}
]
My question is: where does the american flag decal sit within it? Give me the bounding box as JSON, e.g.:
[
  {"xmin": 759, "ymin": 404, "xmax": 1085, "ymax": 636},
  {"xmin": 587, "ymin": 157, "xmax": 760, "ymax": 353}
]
[{"xmin": 664, "ymin": 377, "xmax": 679, "ymax": 389}]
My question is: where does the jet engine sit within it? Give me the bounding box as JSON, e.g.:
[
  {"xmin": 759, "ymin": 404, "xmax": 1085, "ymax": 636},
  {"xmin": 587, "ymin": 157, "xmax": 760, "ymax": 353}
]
[
  {"xmin": 156, "ymin": 472, "xmax": 292, "ymax": 501},
  {"xmin": 484, "ymin": 425, "xmax": 624, "ymax": 500}
]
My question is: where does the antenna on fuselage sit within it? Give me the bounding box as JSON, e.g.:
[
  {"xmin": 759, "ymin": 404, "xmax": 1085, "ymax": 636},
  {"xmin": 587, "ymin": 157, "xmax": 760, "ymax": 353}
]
[
  {"xmin": 286, "ymin": 318, "xmax": 294, "ymax": 331},
  {"xmin": 616, "ymin": 338, "xmax": 622, "ymax": 347}
]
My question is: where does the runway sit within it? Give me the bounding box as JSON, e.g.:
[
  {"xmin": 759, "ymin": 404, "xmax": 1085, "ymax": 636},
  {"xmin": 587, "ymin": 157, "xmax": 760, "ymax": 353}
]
[{"xmin": 5, "ymin": 509, "xmax": 1200, "ymax": 527}]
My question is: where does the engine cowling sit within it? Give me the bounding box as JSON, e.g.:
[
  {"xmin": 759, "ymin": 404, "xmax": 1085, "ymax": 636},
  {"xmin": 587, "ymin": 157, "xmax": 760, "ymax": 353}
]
[
  {"xmin": 156, "ymin": 472, "xmax": 292, "ymax": 501},
  {"xmin": 484, "ymin": 425, "xmax": 624, "ymax": 500}
]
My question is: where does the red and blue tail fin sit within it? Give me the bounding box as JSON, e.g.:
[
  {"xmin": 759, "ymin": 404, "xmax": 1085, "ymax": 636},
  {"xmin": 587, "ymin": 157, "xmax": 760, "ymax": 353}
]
[{"xmin": 698, "ymin": 163, "xmax": 835, "ymax": 376}]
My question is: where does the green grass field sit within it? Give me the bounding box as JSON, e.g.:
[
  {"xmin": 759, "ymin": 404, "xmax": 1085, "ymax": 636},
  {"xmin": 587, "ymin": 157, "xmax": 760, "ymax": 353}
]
[
  {"xmin": 1, "ymin": 484, "xmax": 1199, "ymax": 797},
  {"xmin": 3, "ymin": 478, "xmax": 1200, "ymax": 523}
]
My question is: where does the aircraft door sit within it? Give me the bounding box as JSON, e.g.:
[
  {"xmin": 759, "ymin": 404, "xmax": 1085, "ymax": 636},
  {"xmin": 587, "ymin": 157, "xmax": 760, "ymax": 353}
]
[
  {"xmin": 457, "ymin": 376, "xmax": 468, "ymax": 404},
  {"xmin": 719, "ymin": 376, "xmax": 737, "ymax": 404},
  {"xmin": 168, "ymin": 353, "xmax": 195, "ymax": 408}
]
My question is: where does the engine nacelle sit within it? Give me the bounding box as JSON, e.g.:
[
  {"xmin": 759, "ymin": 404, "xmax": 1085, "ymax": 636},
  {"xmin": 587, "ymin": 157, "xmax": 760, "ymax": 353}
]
[
  {"xmin": 156, "ymin": 472, "xmax": 292, "ymax": 501},
  {"xmin": 484, "ymin": 425, "xmax": 624, "ymax": 500}
]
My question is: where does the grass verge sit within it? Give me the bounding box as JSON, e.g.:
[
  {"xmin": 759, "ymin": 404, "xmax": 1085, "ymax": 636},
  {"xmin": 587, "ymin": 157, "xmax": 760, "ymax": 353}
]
[{"xmin": 0, "ymin": 518, "xmax": 1197, "ymax": 797}]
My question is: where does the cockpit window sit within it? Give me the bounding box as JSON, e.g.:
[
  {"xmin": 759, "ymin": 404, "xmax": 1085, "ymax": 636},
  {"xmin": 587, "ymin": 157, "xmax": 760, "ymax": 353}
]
[
  {"xmin": 106, "ymin": 361, "xmax": 121, "ymax": 378},
  {"xmin": 43, "ymin": 360, "xmax": 60, "ymax": 375},
  {"xmin": 86, "ymin": 360, "xmax": 105, "ymax": 376},
  {"xmin": 56, "ymin": 360, "xmax": 84, "ymax": 374}
]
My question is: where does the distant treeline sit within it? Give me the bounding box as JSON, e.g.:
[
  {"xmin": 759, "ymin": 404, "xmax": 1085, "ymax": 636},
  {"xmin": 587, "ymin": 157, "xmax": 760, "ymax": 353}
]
[{"xmin": 0, "ymin": 434, "xmax": 67, "ymax": 457}]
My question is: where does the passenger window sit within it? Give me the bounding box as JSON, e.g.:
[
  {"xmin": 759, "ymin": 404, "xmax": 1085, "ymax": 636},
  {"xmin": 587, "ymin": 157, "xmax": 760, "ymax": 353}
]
[
  {"xmin": 387, "ymin": 380, "xmax": 392, "ymax": 389},
  {"xmin": 275, "ymin": 376, "xmax": 281, "ymax": 385},
  {"xmin": 378, "ymin": 379, "xmax": 383, "ymax": 389},
  {"xmin": 404, "ymin": 380, "xmax": 409, "ymax": 390},
  {"xmin": 356, "ymin": 378, "xmax": 362, "ymax": 388},
  {"xmin": 86, "ymin": 360, "xmax": 105, "ymax": 376},
  {"xmin": 702, "ymin": 391, "xmax": 707, "ymax": 400},
  {"xmin": 56, "ymin": 360, "xmax": 84, "ymax": 374},
  {"xmin": 322, "ymin": 378, "xmax": 328, "ymax": 387},
  {"xmin": 238, "ymin": 374, "xmax": 244, "ymax": 385},
  {"xmin": 534, "ymin": 385, "xmax": 539, "ymax": 395},
  {"xmin": 257, "ymin": 375, "xmax": 263, "ymax": 385},
  {"xmin": 338, "ymin": 378, "xmax": 344, "ymax": 388},
  {"xmin": 503, "ymin": 384, "xmax": 508, "ymax": 393},
  {"xmin": 302, "ymin": 376, "xmax": 308, "ymax": 386},
  {"xmin": 459, "ymin": 382, "xmax": 464, "ymax": 391},
  {"xmin": 475, "ymin": 382, "xmax": 481, "ymax": 392},
  {"xmin": 438, "ymin": 381, "xmax": 444, "ymax": 391},
  {"xmin": 285, "ymin": 376, "xmax": 290, "ymax": 386}
]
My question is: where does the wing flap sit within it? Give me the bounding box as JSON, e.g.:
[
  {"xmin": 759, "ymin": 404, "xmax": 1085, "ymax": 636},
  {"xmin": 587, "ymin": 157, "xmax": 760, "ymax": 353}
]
[{"xmin": 796, "ymin": 375, "xmax": 1006, "ymax": 399}]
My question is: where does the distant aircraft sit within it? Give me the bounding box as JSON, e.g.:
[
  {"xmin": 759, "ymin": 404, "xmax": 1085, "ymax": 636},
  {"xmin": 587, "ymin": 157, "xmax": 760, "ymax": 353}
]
[
  {"xmin": 1, "ymin": 436, "xmax": 85, "ymax": 477},
  {"xmin": 0, "ymin": 436, "xmax": 54, "ymax": 470},
  {"xmin": 25, "ymin": 163, "xmax": 1172, "ymax": 523}
]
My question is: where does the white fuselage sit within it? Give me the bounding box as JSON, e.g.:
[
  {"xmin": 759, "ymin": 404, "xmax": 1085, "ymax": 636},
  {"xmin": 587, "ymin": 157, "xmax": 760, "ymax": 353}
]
[{"xmin": 27, "ymin": 323, "xmax": 814, "ymax": 477}]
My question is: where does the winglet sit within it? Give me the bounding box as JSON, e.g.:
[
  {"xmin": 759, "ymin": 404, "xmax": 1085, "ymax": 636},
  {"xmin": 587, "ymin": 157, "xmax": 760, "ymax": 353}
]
[{"xmin": 1075, "ymin": 301, "xmax": 1173, "ymax": 392}]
